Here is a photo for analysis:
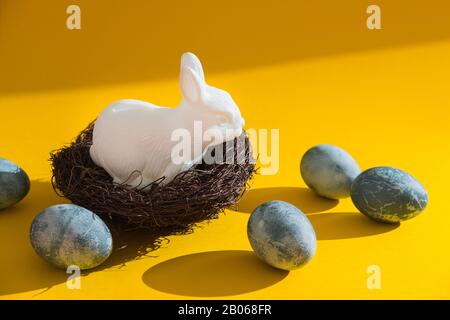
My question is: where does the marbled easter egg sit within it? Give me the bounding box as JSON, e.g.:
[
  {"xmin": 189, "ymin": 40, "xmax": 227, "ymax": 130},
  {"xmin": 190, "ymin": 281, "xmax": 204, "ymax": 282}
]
[
  {"xmin": 30, "ymin": 204, "xmax": 113, "ymax": 270},
  {"xmin": 351, "ymin": 167, "xmax": 428, "ymax": 223},
  {"xmin": 300, "ymin": 144, "xmax": 361, "ymax": 199},
  {"xmin": 247, "ymin": 200, "xmax": 316, "ymax": 271},
  {"xmin": 0, "ymin": 158, "xmax": 30, "ymax": 209}
]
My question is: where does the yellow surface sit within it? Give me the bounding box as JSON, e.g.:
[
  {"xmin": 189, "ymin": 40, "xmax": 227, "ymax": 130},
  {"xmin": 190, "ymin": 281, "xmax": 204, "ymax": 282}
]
[{"xmin": 0, "ymin": 1, "xmax": 450, "ymax": 299}]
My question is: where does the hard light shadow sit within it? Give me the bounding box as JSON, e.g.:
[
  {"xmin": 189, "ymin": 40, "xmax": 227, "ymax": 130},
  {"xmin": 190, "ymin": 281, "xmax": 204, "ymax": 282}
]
[
  {"xmin": 307, "ymin": 212, "xmax": 400, "ymax": 240},
  {"xmin": 0, "ymin": 180, "xmax": 163, "ymax": 295},
  {"xmin": 0, "ymin": 180, "xmax": 69, "ymax": 296},
  {"xmin": 90, "ymin": 229, "xmax": 166, "ymax": 272},
  {"xmin": 234, "ymin": 187, "xmax": 338, "ymax": 214},
  {"xmin": 233, "ymin": 187, "xmax": 398, "ymax": 240},
  {"xmin": 1, "ymin": 1, "xmax": 449, "ymax": 94},
  {"xmin": 142, "ymin": 250, "xmax": 288, "ymax": 297}
]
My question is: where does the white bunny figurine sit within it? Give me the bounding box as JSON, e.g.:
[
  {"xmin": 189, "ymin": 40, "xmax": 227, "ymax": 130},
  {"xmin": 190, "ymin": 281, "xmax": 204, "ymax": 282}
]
[{"xmin": 89, "ymin": 52, "xmax": 245, "ymax": 189}]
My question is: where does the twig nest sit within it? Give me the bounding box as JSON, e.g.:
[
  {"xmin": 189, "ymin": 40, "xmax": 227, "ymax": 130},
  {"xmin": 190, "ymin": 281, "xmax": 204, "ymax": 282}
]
[{"xmin": 50, "ymin": 122, "xmax": 256, "ymax": 234}]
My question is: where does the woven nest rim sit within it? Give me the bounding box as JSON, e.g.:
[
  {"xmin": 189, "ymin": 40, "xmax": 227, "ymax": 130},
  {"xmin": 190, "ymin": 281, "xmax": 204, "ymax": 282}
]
[{"xmin": 50, "ymin": 122, "xmax": 256, "ymax": 240}]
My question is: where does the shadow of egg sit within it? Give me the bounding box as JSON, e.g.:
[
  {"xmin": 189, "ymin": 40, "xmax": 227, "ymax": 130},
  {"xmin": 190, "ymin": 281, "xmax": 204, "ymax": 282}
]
[
  {"xmin": 0, "ymin": 180, "xmax": 69, "ymax": 296},
  {"xmin": 142, "ymin": 250, "xmax": 288, "ymax": 297},
  {"xmin": 233, "ymin": 187, "xmax": 338, "ymax": 214},
  {"xmin": 307, "ymin": 212, "xmax": 400, "ymax": 240}
]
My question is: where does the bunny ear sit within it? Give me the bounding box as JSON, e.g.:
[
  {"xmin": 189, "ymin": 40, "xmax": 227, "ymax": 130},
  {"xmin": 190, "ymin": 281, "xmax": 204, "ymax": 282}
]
[
  {"xmin": 180, "ymin": 66, "xmax": 205, "ymax": 103},
  {"xmin": 181, "ymin": 52, "xmax": 205, "ymax": 82}
]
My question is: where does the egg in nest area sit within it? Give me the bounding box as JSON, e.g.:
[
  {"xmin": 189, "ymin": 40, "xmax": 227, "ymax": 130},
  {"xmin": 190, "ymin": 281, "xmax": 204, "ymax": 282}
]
[
  {"xmin": 30, "ymin": 204, "xmax": 113, "ymax": 270},
  {"xmin": 247, "ymin": 200, "xmax": 316, "ymax": 271},
  {"xmin": 0, "ymin": 158, "xmax": 30, "ymax": 209},
  {"xmin": 351, "ymin": 166, "xmax": 428, "ymax": 223},
  {"xmin": 300, "ymin": 144, "xmax": 361, "ymax": 200}
]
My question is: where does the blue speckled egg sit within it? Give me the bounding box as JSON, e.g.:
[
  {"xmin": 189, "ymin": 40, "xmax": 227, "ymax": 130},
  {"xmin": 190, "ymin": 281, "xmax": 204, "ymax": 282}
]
[
  {"xmin": 0, "ymin": 158, "xmax": 30, "ymax": 209},
  {"xmin": 351, "ymin": 167, "xmax": 428, "ymax": 223},
  {"xmin": 247, "ymin": 200, "xmax": 316, "ymax": 271},
  {"xmin": 30, "ymin": 204, "xmax": 113, "ymax": 270},
  {"xmin": 300, "ymin": 144, "xmax": 361, "ymax": 199}
]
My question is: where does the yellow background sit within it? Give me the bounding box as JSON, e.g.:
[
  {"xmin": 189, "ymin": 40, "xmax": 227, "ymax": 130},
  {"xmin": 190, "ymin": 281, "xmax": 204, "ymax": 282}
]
[{"xmin": 0, "ymin": 0, "xmax": 449, "ymax": 299}]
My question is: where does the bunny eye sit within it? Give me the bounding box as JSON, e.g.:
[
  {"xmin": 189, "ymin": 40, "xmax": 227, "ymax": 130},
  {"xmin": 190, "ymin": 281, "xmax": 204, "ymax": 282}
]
[{"xmin": 216, "ymin": 113, "xmax": 232, "ymax": 123}]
